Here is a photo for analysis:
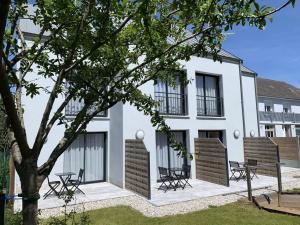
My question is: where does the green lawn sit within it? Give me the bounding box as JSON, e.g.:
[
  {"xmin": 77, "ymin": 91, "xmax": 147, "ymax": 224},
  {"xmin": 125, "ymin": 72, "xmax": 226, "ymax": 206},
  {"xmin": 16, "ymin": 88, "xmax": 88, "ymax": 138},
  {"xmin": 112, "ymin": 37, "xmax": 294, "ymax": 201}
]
[{"xmin": 64, "ymin": 202, "xmax": 300, "ymax": 225}]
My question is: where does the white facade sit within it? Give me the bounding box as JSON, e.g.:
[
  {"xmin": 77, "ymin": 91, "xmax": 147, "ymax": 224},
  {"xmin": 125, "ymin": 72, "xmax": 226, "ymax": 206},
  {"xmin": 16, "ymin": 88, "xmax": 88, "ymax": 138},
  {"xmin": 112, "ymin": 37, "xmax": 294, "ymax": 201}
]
[
  {"xmin": 258, "ymin": 98, "xmax": 300, "ymax": 138},
  {"xmin": 16, "ymin": 15, "xmax": 259, "ymax": 191}
]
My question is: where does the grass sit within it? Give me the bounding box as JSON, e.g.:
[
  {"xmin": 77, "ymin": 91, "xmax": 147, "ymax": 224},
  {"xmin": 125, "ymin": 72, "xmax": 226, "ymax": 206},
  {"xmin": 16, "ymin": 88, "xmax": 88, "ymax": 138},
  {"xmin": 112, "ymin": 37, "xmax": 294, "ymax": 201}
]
[
  {"xmin": 285, "ymin": 188, "xmax": 300, "ymax": 194},
  {"xmin": 57, "ymin": 202, "xmax": 300, "ymax": 225}
]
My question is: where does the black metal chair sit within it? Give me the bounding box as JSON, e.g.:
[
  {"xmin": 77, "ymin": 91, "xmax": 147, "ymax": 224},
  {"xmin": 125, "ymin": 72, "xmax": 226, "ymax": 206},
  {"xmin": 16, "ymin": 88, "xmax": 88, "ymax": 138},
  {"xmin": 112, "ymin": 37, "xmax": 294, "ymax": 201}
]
[
  {"xmin": 158, "ymin": 167, "xmax": 175, "ymax": 192},
  {"xmin": 67, "ymin": 169, "xmax": 85, "ymax": 195},
  {"xmin": 182, "ymin": 165, "xmax": 192, "ymax": 188},
  {"xmin": 248, "ymin": 159, "xmax": 258, "ymax": 180},
  {"xmin": 43, "ymin": 176, "xmax": 61, "ymax": 199},
  {"xmin": 229, "ymin": 161, "xmax": 245, "ymax": 181},
  {"xmin": 176, "ymin": 165, "xmax": 192, "ymax": 189}
]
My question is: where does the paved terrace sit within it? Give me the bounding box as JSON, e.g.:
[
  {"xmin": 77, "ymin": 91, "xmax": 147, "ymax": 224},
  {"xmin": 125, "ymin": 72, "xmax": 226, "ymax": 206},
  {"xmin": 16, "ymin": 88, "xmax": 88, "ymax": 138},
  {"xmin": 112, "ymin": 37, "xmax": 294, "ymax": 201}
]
[{"xmin": 14, "ymin": 167, "xmax": 300, "ymax": 217}]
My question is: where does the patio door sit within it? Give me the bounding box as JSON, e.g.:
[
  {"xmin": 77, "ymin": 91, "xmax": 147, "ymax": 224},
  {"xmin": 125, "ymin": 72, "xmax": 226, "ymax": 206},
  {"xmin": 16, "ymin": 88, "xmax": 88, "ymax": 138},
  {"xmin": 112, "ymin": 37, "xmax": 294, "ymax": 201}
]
[
  {"xmin": 156, "ymin": 131, "xmax": 187, "ymax": 180},
  {"xmin": 64, "ymin": 132, "xmax": 106, "ymax": 183}
]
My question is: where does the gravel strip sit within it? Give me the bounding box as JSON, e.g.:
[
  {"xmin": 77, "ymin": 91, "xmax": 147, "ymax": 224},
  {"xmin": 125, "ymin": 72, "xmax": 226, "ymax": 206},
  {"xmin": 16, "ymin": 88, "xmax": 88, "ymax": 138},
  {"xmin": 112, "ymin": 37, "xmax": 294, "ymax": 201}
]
[{"xmin": 40, "ymin": 169, "xmax": 300, "ymax": 218}]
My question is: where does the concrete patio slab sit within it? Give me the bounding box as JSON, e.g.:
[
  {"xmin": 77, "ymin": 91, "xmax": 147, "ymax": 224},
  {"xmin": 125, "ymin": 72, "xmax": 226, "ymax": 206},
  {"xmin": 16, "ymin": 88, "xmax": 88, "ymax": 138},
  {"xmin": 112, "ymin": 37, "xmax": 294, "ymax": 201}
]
[
  {"xmin": 14, "ymin": 182, "xmax": 134, "ymax": 211},
  {"xmin": 150, "ymin": 174, "xmax": 296, "ymax": 206}
]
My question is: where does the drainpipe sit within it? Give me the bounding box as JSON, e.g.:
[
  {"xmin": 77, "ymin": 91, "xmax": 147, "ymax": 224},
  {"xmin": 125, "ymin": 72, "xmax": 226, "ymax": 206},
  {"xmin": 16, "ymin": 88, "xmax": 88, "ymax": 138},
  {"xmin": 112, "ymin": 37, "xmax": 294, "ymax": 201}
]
[
  {"xmin": 239, "ymin": 64, "xmax": 246, "ymax": 138},
  {"xmin": 254, "ymin": 75, "xmax": 261, "ymax": 136}
]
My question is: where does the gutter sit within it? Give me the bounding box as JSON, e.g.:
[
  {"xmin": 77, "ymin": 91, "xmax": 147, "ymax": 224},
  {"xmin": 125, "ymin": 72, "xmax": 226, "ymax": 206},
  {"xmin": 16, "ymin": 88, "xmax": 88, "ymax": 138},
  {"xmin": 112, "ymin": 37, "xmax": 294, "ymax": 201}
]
[
  {"xmin": 239, "ymin": 64, "xmax": 246, "ymax": 137},
  {"xmin": 254, "ymin": 75, "xmax": 261, "ymax": 136}
]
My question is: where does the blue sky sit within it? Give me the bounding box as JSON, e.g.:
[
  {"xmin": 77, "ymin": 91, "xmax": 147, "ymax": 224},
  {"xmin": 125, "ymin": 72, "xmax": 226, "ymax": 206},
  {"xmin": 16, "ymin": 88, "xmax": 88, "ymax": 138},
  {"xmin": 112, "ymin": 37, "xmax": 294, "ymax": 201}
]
[{"xmin": 223, "ymin": 1, "xmax": 300, "ymax": 87}]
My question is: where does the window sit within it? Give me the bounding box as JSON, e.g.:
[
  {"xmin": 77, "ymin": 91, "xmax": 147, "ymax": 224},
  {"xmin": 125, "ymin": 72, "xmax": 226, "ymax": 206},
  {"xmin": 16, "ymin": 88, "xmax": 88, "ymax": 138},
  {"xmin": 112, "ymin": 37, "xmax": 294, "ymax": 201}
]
[
  {"xmin": 265, "ymin": 125, "xmax": 275, "ymax": 137},
  {"xmin": 154, "ymin": 72, "xmax": 187, "ymax": 115},
  {"xmin": 65, "ymin": 98, "xmax": 107, "ymax": 117},
  {"xmin": 265, "ymin": 105, "xmax": 272, "ymax": 112},
  {"xmin": 198, "ymin": 130, "xmax": 224, "ymax": 143},
  {"xmin": 156, "ymin": 131, "xmax": 187, "ymax": 180},
  {"xmin": 282, "ymin": 125, "xmax": 291, "ymax": 137},
  {"xmin": 296, "ymin": 126, "xmax": 300, "ymax": 136},
  {"xmin": 64, "ymin": 133, "xmax": 106, "ymax": 183},
  {"xmin": 283, "ymin": 107, "xmax": 290, "ymax": 113},
  {"xmin": 196, "ymin": 74, "xmax": 223, "ymax": 117}
]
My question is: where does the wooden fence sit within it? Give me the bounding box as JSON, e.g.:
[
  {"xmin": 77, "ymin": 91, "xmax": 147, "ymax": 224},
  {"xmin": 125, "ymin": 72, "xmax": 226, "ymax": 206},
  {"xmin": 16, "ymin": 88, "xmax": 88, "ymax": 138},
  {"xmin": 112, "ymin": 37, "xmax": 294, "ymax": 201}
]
[
  {"xmin": 195, "ymin": 138, "xmax": 229, "ymax": 187},
  {"xmin": 244, "ymin": 138, "xmax": 280, "ymax": 177},
  {"xmin": 125, "ymin": 140, "xmax": 151, "ymax": 199},
  {"xmin": 271, "ymin": 137, "xmax": 299, "ymax": 161}
]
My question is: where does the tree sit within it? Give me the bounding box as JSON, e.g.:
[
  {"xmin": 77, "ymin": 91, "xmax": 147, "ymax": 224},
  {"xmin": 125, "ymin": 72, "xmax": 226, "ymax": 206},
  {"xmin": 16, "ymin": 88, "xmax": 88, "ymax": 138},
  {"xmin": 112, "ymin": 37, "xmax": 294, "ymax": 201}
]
[{"xmin": 0, "ymin": 0, "xmax": 296, "ymax": 224}]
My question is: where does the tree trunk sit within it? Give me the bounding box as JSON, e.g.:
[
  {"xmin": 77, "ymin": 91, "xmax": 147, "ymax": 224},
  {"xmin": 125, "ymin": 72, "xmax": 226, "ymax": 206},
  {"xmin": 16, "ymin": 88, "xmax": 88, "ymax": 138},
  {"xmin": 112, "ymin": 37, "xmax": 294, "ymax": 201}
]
[{"xmin": 19, "ymin": 157, "xmax": 39, "ymax": 225}]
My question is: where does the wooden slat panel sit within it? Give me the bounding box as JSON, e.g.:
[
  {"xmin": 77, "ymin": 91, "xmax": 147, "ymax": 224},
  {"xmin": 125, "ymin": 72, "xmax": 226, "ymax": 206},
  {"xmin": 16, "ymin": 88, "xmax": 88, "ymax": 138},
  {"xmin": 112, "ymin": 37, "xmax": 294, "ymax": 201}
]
[
  {"xmin": 194, "ymin": 138, "xmax": 229, "ymax": 187},
  {"xmin": 272, "ymin": 137, "xmax": 299, "ymax": 161},
  {"xmin": 125, "ymin": 140, "xmax": 151, "ymax": 199},
  {"xmin": 244, "ymin": 137, "xmax": 279, "ymax": 177}
]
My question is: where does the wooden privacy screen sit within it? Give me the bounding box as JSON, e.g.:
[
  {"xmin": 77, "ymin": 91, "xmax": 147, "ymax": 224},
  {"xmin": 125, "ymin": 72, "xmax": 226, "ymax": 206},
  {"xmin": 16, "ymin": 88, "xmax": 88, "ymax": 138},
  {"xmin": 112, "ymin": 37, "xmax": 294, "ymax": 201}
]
[
  {"xmin": 125, "ymin": 140, "xmax": 151, "ymax": 199},
  {"xmin": 244, "ymin": 138, "xmax": 279, "ymax": 177},
  {"xmin": 195, "ymin": 138, "xmax": 229, "ymax": 187},
  {"xmin": 271, "ymin": 137, "xmax": 300, "ymax": 161}
]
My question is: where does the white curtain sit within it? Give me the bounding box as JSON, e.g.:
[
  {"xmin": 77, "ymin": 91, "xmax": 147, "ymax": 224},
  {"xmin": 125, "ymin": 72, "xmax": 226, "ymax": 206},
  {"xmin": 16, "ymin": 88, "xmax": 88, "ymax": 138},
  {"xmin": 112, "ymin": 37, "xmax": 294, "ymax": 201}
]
[
  {"xmin": 169, "ymin": 132, "xmax": 184, "ymax": 168},
  {"xmin": 156, "ymin": 132, "xmax": 185, "ymax": 178},
  {"xmin": 156, "ymin": 132, "xmax": 169, "ymax": 178},
  {"xmin": 85, "ymin": 133, "xmax": 105, "ymax": 182},
  {"xmin": 154, "ymin": 79, "xmax": 167, "ymax": 113},
  {"xmin": 64, "ymin": 133, "xmax": 105, "ymax": 182},
  {"xmin": 168, "ymin": 76, "xmax": 182, "ymax": 114},
  {"xmin": 196, "ymin": 76, "xmax": 205, "ymax": 115},
  {"xmin": 64, "ymin": 134, "xmax": 84, "ymax": 175}
]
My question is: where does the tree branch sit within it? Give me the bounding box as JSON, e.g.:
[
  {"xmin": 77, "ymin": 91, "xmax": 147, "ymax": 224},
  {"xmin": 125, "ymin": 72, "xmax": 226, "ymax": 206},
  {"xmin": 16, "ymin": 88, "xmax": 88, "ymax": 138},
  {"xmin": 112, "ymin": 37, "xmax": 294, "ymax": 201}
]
[{"xmin": 33, "ymin": 1, "xmax": 96, "ymax": 153}]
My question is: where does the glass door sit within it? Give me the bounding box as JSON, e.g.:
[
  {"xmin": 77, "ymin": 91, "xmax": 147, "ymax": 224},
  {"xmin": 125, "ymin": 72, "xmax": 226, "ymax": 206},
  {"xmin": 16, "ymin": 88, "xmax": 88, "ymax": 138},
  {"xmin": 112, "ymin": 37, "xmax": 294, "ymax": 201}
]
[
  {"xmin": 64, "ymin": 133, "xmax": 106, "ymax": 183},
  {"xmin": 156, "ymin": 131, "xmax": 187, "ymax": 179}
]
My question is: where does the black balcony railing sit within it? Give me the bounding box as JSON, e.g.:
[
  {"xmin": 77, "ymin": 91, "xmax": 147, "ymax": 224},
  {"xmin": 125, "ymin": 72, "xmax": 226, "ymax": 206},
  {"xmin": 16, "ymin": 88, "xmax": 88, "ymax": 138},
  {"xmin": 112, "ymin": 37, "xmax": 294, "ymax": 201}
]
[
  {"xmin": 155, "ymin": 92, "xmax": 187, "ymax": 115},
  {"xmin": 259, "ymin": 111, "xmax": 300, "ymax": 123},
  {"xmin": 197, "ymin": 95, "xmax": 223, "ymax": 117},
  {"xmin": 65, "ymin": 99, "xmax": 107, "ymax": 117}
]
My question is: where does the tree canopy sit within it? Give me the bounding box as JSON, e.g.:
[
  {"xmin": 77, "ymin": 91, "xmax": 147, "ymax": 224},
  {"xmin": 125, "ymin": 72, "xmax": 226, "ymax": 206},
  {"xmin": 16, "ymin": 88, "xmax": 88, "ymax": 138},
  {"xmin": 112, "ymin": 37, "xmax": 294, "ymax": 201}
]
[{"xmin": 0, "ymin": 1, "xmax": 296, "ymax": 224}]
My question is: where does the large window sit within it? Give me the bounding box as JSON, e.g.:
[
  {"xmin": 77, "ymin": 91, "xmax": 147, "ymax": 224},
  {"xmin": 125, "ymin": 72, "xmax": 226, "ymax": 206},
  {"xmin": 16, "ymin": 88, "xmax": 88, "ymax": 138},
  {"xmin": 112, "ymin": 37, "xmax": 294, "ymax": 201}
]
[
  {"xmin": 283, "ymin": 125, "xmax": 291, "ymax": 137},
  {"xmin": 65, "ymin": 98, "xmax": 107, "ymax": 117},
  {"xmin": 265, "ymin": 125, "xmax": 275, "ymax": 137},
  {"xmin": 196, "ymin": 74, "xmax": 223, "ymax": 117},
  {"xmin": 156, "ymin": 131, "xmax": 187, "ymax": 180},
  {"xmin": 154, "ymin": 72, "xmax": 187, "ymax": 115},
  {"xmin": 64, "ymin": 133, "xmax": 106, "ymax": 183}
]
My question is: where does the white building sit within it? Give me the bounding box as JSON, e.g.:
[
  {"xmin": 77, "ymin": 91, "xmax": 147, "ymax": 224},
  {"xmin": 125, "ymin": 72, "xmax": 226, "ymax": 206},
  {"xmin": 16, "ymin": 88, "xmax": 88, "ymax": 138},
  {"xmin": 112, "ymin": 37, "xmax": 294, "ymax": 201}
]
[
  {"xmin": 257, "ymin": 78, "xmax": 300, "ymax": 138},
  {"xmin": 16, "ymin": 15, "xmax": 259, "ymax": 192}
]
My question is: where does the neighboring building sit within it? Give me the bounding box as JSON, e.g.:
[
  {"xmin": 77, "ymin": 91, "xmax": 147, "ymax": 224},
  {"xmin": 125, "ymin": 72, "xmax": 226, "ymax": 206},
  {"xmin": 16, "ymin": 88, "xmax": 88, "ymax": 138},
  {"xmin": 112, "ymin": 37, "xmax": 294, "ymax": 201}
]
[
  {"xmin": 15, "ymin": 12, "xmax": 259, "ymax": 192},
  {"xmin": 257, "ymin": 78, "xmax": 300, "ymax": 138}
]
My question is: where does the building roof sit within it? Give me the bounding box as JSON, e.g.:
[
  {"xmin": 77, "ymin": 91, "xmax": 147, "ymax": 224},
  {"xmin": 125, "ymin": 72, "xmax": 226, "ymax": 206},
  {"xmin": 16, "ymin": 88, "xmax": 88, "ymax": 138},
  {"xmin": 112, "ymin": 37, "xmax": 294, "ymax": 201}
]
[
  {"xmin": 168, "ymin": 30, "xmax": 242, "ymax": 62},
  {"xmin": 257, "ymin": 78, "xmax": 300, "ymax": 100},
  {"xmin": 241, "ymin": 64, "xmax": 257, "ymax": 75}
]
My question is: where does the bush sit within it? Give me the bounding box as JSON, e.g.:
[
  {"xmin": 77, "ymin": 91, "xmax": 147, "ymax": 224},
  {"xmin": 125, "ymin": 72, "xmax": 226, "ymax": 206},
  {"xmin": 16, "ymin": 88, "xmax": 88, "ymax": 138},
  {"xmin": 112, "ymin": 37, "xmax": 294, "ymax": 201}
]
[{"xmin": 5, "ymin": 208, "xmax": 22, "ymax": 225}]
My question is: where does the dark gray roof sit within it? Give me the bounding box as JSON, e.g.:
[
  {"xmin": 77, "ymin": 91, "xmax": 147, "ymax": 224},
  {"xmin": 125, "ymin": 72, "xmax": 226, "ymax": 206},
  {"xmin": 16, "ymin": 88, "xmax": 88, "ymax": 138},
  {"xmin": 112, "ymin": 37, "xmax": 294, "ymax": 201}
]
[
  {"xmin": 257, "ymin": 78, "xmax": 300, "ymax": 100},
  {"xmin": 168, "ymin": 30, "xmax": 241, "ymax": 61},
  {"xmin": 241, "ymin": 64, "xmax": 256, "ymax": 75}
]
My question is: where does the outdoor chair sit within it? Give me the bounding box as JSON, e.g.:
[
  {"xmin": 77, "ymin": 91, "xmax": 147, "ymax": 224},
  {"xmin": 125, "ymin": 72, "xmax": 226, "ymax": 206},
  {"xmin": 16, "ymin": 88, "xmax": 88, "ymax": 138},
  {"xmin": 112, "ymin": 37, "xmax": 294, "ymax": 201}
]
[
  {"xmin": 229, "ymin": 161, "xmax": 245, "ymax": 181},
  {"xmin": 43, "ymin": 177, "xmax": 61, "ymax": 199},
  {"xmin": 248, "ymin": 159, "xmax": 258, "ymax": 180},
  {"xmin": 67, "ymin": 168, "xmax": 85, "ymax": 195},
  {"xmin": 158, "ymin": 167, "xmax": 175, "ymax": 192},
  {"xmin": 177, "ymin": 165, "xmax": 192, "ymax": 189}
]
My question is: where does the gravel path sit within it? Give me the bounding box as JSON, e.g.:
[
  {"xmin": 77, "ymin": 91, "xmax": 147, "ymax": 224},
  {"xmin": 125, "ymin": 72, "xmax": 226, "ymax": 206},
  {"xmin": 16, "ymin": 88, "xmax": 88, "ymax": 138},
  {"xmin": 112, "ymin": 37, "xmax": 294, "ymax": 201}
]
[{"xmin": 40, "ymin": 169, "xmax": 300, "ymax": 218}]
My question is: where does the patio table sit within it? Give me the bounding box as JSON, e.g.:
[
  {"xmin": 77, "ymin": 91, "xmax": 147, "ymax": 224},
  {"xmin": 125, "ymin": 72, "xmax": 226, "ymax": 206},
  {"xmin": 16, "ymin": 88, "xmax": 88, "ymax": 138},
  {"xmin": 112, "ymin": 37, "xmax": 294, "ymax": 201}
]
[
  {"xmin": 169, "ymin": 167, "xmax": 184, "ymax": 190},
  {"xmin": 55, "ymin": 172, "xmax": 76, "ymax": 197}
]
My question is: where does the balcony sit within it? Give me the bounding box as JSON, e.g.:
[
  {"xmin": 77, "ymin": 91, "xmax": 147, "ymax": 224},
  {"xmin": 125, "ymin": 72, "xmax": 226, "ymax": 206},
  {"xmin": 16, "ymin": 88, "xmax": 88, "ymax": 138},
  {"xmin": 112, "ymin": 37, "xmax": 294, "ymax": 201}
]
[
  {"xmin": 65, "ymin": 98, "xmax": 107, "ymax": 117},
  {"xmin": 154, "ymin": 92, "xmax": 187, "ymax": 115},
  {"xmin": 197, "ymin": 96, "xmax": 224, "ymax": 117},
  {"xmin": 259, "ymin": 111, "xmax": 300, "ymax": 123}
]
